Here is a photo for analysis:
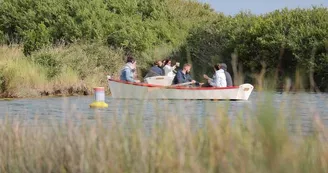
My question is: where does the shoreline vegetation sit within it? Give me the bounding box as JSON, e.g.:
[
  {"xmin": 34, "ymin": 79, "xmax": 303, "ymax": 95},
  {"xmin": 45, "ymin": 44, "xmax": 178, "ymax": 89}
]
[
  {"xmin": 0, "ymin": 45, "xmax": 125, "ymax": 98},
  {"xmin": 1, "ymin": 103, "xmax": 328, "ymax": 172},
  {"xmin": 0, "ymin": 0, "xmax": 327, "ymax": 98}
]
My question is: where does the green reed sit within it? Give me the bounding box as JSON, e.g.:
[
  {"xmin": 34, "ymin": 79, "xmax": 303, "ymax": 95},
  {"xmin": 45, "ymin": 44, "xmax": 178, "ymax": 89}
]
[{"xmin": 0, "ymin": 99, "xmax": 327, "ymax": 173}]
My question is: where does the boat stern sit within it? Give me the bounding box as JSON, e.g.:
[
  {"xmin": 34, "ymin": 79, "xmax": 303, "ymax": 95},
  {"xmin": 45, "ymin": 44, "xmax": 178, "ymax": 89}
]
[{"xmin": 236, "ymin": 84, "xmax": 254, "ymax": 100}]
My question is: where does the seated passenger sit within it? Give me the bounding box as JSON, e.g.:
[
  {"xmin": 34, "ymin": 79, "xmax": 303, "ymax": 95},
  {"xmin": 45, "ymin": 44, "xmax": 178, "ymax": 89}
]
[
  {"xmin": 120, "ymin": 56, "xmax": 140, "ymax": 83},
  {"xmin": 172, "ymin": 63, "xmax": 196, "ymax": 85},
  {"xmin": 163, "ymin": 59, "xmax": 180, "ymax": 77},
  {"xmin": 144, "ymin": 60, "xmax": 164, "ymax": 78},
  {"xmin": 220, "ymin": 63, "xmax": 233, "ymax": 87},
  {"xmin": 203, "ymin": 64, "xmax": 227, "ymax": 87}
]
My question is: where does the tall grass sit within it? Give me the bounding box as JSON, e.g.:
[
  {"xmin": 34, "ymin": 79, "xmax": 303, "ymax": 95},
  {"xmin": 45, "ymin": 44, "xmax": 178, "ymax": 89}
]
[
  {"xmin": 0, "ymin": 44, "xmax": 125, "ymax": 98},
  {"xmin": 0, "ymin": 102, "xmax": 327, "ymax": 173}
]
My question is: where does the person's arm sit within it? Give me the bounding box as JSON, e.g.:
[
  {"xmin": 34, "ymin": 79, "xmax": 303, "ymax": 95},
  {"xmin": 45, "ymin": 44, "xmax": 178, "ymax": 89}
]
[
  {"xmin": 186, "ymin": 74, "xmax": 197, "ymax": 84},
  {"xmin": 203, "ymin": 74, "xmax": 212, "ymax": 80},
  {"xmin": 125, "ymin": 68, "xmax": 136, "ymax": 83},
  {"xmin": 186, "ymin": 73, "xmax": 192, "ymax": 82},
  {"xmin": 208, "ymin": 78, "xmax": 216, "ymax": 87}
]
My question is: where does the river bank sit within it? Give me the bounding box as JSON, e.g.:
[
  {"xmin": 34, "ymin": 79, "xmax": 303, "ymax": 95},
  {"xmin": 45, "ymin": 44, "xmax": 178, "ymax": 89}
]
[{"xmin": 0, "ymin": 45, "xmax": 125, "ymax": 98}]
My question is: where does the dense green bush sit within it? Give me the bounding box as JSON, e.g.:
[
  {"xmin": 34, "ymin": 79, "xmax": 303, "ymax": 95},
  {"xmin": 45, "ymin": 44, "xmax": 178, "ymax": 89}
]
[
  {"xmin": 0, "ymin": 30, "xmax": 4, "ymax": 44},
  {"xmin": 0, "ymin": 0, "xmax": 215, "ymax": 54},
  {"xmin": 30, "ymin": 43, "xmax": 125, "ymax": 80},
  {"xmin": 184, "ymin": 7, "xmax": 328, "ymax": 90}
]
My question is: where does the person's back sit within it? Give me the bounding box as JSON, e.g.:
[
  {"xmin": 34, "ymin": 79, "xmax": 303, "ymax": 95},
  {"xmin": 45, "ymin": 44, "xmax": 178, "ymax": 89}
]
[
  {"xmin": 225, "ymin": 71, "xmax": 233, "ymax": 86},
  {"xmin": 149, "ymin": 65, "xmax": 164, "ymax": 77},
  {"xmin": 220, "ymin": 63, "xmax": 233, "ymax": 87},
  {"xmin": 144, "ymin": 61, "xmax": 164, "ymax": 78}
]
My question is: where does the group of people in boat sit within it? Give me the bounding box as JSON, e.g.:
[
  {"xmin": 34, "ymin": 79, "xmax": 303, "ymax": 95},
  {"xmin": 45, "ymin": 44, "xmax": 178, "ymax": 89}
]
[
  {"xmin": 120, "ymin": 56, "xmax": 233, "ymax": 87},
  {"xmin": 144, "ymin": 59, "xmax": 179, "ymax": 78}
]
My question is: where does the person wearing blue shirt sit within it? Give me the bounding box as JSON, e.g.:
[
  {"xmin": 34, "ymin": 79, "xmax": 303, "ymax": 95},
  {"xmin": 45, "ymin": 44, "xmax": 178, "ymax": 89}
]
[
  {"xmin": 144, "ymin": 60, "xmax": 164, "ymax": 78},
  {"xmin": 120, "ymin": 56, "xmax": 140, "ymax": 83},
  {"xmin": 172, "ymin": 63, "xmax": 196, "ymax": 85}
]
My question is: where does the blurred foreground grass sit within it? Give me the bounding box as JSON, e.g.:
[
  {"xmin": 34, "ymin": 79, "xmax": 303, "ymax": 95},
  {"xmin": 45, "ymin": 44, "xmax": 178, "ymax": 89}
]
[{"xmin": 0, "ymin": 104, "xmax": 327, "ymax": 173}]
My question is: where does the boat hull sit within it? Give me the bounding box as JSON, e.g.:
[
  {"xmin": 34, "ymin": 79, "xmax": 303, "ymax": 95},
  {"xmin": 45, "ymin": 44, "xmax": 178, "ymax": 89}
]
[{"xmin": 108, "ymin": 79, "xmax": 254, "ymax": 100}]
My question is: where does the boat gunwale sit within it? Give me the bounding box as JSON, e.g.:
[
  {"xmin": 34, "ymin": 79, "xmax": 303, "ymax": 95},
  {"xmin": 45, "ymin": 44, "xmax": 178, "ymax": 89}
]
[{"xmin": 108, "ymin": 79, "xmax": 240, "ymax": 90}]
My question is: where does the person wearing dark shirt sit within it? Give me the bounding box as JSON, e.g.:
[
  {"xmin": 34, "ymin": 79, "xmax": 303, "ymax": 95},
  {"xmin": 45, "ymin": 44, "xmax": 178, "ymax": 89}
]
[
  {"xmin": 144, "ymin": 60, "xmax": 164, "ymax": 78},
  {"xmin": 172, "ymin": 63, "xmax": 196, "ymax": 85}
]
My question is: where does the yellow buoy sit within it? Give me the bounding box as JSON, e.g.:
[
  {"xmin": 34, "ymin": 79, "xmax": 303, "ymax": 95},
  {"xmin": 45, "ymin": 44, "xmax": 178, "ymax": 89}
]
[
  {"xmin": 89, "ymin": 87, "xmax": 108, "ymax": 108},
  {"xmin": 90, "ymin": 101, "xmax": 108, "ymax": 108}
]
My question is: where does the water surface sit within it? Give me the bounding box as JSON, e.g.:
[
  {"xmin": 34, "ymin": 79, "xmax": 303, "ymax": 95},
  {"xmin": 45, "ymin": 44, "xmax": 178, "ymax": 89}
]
[{"xmin": 0, "ymin": 92, "xmax": 327, "ymax": 132}]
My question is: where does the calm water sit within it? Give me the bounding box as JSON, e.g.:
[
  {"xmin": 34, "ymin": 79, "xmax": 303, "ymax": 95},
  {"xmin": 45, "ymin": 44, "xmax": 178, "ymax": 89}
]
[{"xmin": 0, "ymin": 92, "xmax": 327, "ymax": 132}]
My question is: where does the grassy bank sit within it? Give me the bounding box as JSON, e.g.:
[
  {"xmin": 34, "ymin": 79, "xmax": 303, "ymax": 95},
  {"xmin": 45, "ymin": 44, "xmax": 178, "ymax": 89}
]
[
  {"xmin": 0, "ymin": 104, "xmax": 327, "ymax": 172},
  {"xmin": 0, "ymin": 45, "xmax": 125, "ymax": 98}
]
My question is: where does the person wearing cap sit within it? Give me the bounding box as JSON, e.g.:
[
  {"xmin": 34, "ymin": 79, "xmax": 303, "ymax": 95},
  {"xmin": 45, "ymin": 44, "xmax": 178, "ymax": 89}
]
[
  {"xmin": 120, "ymin": 56, "xmax": 140, "ymax": 83},
  {"xmin": 220, "ymin": 63, "xmax": 233, "ymax": 87},
  {"xmin": 203, "ymin": 63, "xmax": 227, "ymax": 87}
]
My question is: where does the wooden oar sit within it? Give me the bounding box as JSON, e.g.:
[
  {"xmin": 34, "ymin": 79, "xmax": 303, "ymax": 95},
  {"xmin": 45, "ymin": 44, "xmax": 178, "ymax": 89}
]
[{"xmin": 170, "ymin": 81, "xmax": 195, "ymax": 87}]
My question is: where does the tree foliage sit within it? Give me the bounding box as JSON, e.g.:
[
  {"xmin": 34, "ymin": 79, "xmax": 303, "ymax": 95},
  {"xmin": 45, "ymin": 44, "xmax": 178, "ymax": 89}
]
[
  {"xmin": 185, "ymin": 7, "xmax": 328, "ymax": 89},
  {"xmin": 0, "ymin": 0, "xmax": 215, "ymax": 54}
]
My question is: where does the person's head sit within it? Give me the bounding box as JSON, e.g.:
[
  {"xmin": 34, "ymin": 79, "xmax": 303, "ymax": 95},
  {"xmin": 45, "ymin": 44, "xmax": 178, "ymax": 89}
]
[
  {"xmin": 219, "ymin": 63, "xmax": 228, "ymax": 70},
  {"xmin": 126, "ymin": 56, "xmax": 136, "ymax": 64},
  {"xmin": 183, "ymin": 63, "xmax": 192, "ymax": 73},
  {"xmin": 214, "ymin": 63, "xmax": 220, "ymax": 71},
  {"xmin": 163, "ymin": 59, "xmax": 171, "ymax": 66},
  {"xmin": 154, "ymin": 60, "xmax": 163, "ymax": 67}
]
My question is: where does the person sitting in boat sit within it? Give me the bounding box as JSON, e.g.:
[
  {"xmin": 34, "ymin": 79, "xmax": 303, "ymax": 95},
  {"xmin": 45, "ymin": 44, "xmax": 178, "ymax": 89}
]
[
  {"xmin": 144, "ymin": 60, "xmax": 164, "ymax": 78},
  {"xmin": 203, "ymin": 63, "xmax": 227, "ymax": 87},
  {"xmin": 163, "ymin": 59, "xmax": 180, "ymax": 77},
  {"xmin": 172, "ymin": 63, "xmax": 196, "ymax": 85},
  {"xmin": 219, "ymin": 63, "xmax": 233, "ymax": 87},
  {"xmin": 120, "ymin": 56, "xmax": 140, "ymax": 83}
]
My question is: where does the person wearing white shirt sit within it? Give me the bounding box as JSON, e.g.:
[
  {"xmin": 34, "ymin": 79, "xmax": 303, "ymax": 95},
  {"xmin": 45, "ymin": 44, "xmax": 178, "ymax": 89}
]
[
  {"xmin": 203, "ymin": 64, "xmax": 227, "ymax": 87},
  {"xmin": 163, "ymin": 59, "xmax": 179, "ymax": 77}
]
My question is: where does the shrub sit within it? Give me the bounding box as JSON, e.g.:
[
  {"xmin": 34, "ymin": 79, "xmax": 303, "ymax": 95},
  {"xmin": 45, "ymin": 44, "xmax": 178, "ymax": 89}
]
[{"xmin": 0, "ymin": 57, "xmax": 48, "ymax": 97}]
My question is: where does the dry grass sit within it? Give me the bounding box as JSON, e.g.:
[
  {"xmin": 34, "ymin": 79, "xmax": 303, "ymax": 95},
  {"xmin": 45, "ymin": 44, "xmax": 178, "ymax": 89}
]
[
  {"xmin": 0, "ymin": 44, "xmax": 125, "ymax": 98},
  {"xmin": 0, "ymin": 104, "xmax": 327, "ymax": 173}
]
